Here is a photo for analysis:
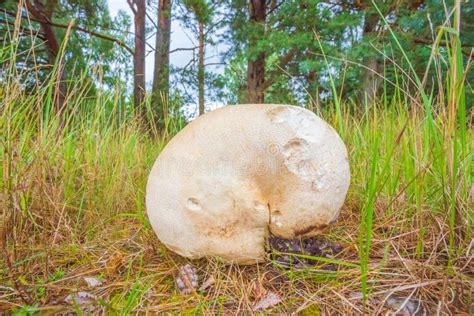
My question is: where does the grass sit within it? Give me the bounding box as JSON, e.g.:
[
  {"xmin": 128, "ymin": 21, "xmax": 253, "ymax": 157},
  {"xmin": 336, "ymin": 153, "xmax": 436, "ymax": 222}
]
[{"xmin": 1, "ymin": 8, "xmax": 473, "ymax": 315}]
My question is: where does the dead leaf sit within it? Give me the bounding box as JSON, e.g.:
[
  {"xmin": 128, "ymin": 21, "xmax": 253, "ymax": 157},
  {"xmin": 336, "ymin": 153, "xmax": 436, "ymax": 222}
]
[
  {"xmin": 252, "ymin": 281, "xmax": 267, "ymax": 301},
  {"xmin": 349, "ymin": 291, "xmax": 426, "ymax": 315},
  {"xmin": 349, "ymin": 291, "xmax": 363, "ymax": 300},
  {"xmin": 199, "ymin": 276, "xmax": 215, "ymax": 292},
  {"xmin": 83, "ymin": 276, "xmax": 102, "ymax": 287},
  {"xmin": 64, "ymin": 291, "xmax": 96, "ymax": 305},
  {"xmin": 385, "ymin": 295, "xmax": 425, "ymax": 315},
  {"xmin": 253, "ymin": 291, "xmax": 282, "ymax": 311},
  {"xmin": 105, "ymin": 251, "xmax": 123, "ymax": 276},
  {"xmin": 270, "ymin": 235, "xmax": 344, "ymax": 269},
  {"xmin": 175, "ymin": 264, "xmax": 198, "ymax": 295}
]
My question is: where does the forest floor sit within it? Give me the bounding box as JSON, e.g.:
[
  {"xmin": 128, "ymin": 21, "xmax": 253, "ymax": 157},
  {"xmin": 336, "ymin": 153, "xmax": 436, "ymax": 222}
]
[
  {"xmin": 1, "ymin": 199, "xmax": 472, "ymax": 314},
  {"xmin": 1, "ymin": 99, "xmax": 472, "ymax": 314}
]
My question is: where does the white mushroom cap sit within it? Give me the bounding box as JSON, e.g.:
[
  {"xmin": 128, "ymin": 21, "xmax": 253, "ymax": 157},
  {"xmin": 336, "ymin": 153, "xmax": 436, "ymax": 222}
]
[{"xmin": 146, "ymin": 104, "xmax": 350, "ymax": 264}]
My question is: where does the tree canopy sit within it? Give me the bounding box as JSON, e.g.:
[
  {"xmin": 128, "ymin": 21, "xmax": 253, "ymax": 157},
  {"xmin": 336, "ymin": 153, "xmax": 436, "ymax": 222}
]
[{"xmin": 1, "ymin": 0, "xmax": 473, "ymax": 120}]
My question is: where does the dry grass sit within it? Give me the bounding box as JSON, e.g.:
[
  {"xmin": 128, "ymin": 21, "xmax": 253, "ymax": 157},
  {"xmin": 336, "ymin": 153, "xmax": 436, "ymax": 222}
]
[
  {"xmin": 1, "ymin": 94, "xmax": 472, "ymax": 313},
  {"xmin": 1, "ymin": 201, "xmax": 472, "ymax": 314}
]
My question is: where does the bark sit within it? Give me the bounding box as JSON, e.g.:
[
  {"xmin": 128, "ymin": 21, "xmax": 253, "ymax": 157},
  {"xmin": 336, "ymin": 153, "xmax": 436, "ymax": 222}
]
[
  {"xmin": 129, "ymin": 0, "xmax": 146, "ymax": 115},
  {"xmin": 360, "ymin": 55, "xmax": 382, "ymax": 104},
  {"xmin": 25, "ymin": 0, "xmax": 67, "ymax": 114},
  {"xmin": 3, "ymin": 9, "xmax": 134, "ymax": 54},
  {"xmin": 307, "ymin": 70, "xmax": 319, "ymax": 111},
  {"xmin": 198, "ymin": 20, "xmax": 205, "ymax": 116},
  {"xmin": 359, "ymin": 11, "xmax": 381, "ymax": 104},
  {"xmin": 152, "ymin": 0, "xmax": 172, "ymax": 129},
  {"xmin": 247, "ymin": 0, "xmax": 266, "ymax": 103}
]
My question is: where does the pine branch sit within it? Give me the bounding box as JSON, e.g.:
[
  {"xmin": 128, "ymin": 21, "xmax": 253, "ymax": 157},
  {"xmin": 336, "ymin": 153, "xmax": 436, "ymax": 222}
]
[
  {"xmin": 3, "ymin": 8, "xmax": 134, "ymax": 54},
  {"xmin": 260, "ymin": 47, "xmax": 298, "ymax": 92}
]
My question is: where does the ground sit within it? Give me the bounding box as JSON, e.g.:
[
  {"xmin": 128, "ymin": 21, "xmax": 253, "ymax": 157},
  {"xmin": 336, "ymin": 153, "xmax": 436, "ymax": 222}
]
[
  {"xmin": 1, "ymin": 93, "xmax": 472, "ymax": 314},
  {"xmin": 1, "ymin": 200, "xmax": 471, "ymax": 314}
]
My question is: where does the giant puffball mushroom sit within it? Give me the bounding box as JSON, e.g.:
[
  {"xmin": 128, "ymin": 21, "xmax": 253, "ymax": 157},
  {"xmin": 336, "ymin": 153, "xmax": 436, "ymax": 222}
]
[{"xmin": 146, "ymin": 104, "xmax": 350, "ymax": 264}]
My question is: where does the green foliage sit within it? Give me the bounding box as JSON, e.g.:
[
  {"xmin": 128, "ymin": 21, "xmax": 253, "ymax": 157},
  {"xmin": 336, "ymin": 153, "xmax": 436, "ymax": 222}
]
[
  {"xmin": 47, "ymin": 267, "xmax": 65, "ymax": 282},
  {"xmin": 182, "ymin": 0, "xmax": 213, "ymax": 24},
  {"xmin": 0, "ymin": 0, "xmax": 132, "ymax": 93},
  {"xmin": 12, "ymin": 304, "xmax": 40, "ymax": 316},
  {"xmin": 220, "ymin": 0, "xmax": 474, "ymax": 106}
]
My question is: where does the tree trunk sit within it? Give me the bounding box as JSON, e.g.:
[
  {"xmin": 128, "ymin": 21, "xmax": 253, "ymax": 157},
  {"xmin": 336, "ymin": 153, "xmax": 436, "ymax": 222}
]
[
  {"xmin": 247, "ymin": 0, "xmax": 266, "ymax": 104},
  {"xmin": 198, "ymin": 20, "xmax": 205, "ymax": 116},
  {"xmin": 131, "ymin": 0, "xmax": 146, "ymax": 116},
  {"xmin": 360, "ymin": 56, "xmax": 382, "ymax": 104},
  {"xmin": 307, "ymin": 70, "xmax": 319, "ymax": 111},
  {"xmin": 360, "ymin": 10, "xmax": 381, "ymax": 104},
  {"xmin": 25, "ymin": 0, "xmax": 67, "ymax": 115},
  {"xmin": 152, "ymin": 0, "xmax": 172, "ymax": 129}
]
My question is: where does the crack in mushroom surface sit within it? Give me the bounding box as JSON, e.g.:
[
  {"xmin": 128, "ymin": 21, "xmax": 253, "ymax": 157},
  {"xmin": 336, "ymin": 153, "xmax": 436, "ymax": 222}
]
[{"xmin": 146, "ymin": 104, "xmax": 350, "ymax": 264}]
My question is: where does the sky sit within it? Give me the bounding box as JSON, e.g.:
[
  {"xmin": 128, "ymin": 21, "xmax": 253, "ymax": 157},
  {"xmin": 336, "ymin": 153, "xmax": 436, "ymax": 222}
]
[{"xmin": 108, "ymin": 0, "xmax": 226, "ymax": 87}]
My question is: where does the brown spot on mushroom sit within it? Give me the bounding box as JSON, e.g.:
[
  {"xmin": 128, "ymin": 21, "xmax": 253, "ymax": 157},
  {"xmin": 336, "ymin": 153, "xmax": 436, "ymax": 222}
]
[
  {"xmin": 186, "ymin": 198, "xmax": 202, "ymax": 211},
  {"xmin": 266, "ymin": 105, "xmax": 288, "ymax": 122},
  {"xmin": 272, "ymin": 210, "xmax": 282, "ymax": 216},
  {"xmin": 201, "ymin": 219, "xmax": 241, "ymax": 238}
]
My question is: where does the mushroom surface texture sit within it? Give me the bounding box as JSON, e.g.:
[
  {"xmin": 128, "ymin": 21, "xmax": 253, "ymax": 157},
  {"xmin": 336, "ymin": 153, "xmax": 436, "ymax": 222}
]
[{"xmin": 146, "ymin": 104, "xmax": 350, "ymax": 264}]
